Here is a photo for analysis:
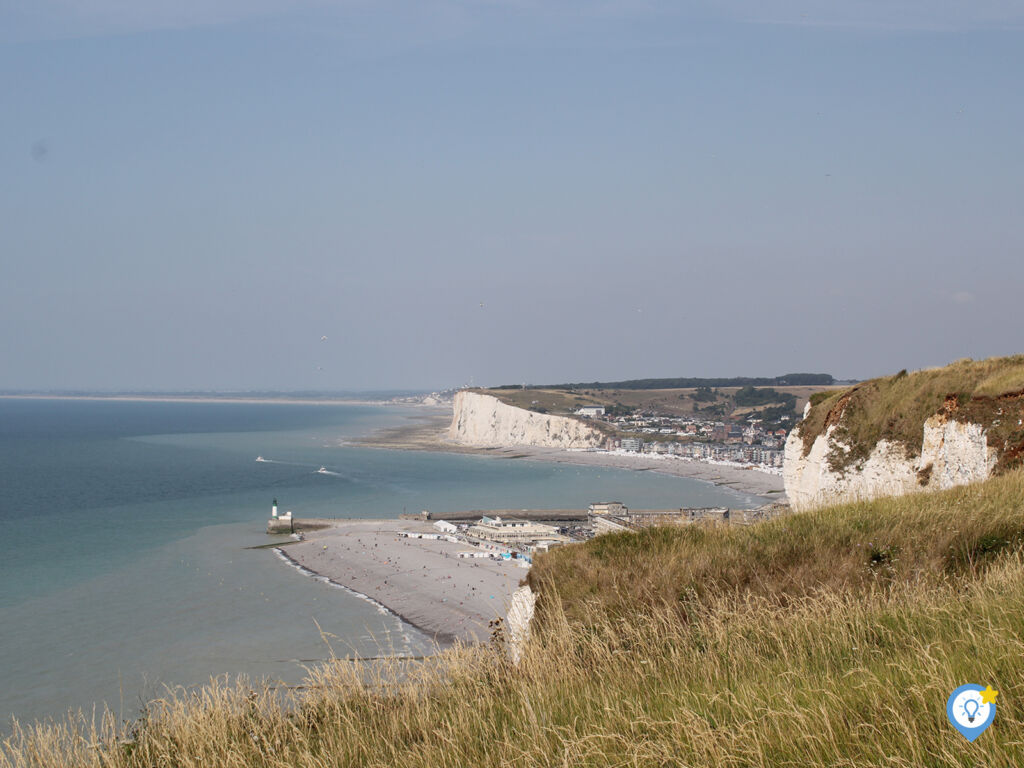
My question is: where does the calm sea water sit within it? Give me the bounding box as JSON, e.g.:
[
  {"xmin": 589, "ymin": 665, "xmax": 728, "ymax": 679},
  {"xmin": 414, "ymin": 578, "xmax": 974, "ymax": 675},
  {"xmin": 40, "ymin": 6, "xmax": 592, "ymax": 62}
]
[{"xmin": 0, "ymin": 398, "xmax": 758, "ymax": 725}]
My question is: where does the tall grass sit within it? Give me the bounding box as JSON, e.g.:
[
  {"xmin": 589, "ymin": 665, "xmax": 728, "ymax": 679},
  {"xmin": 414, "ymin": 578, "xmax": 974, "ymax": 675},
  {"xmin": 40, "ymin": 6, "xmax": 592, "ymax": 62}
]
[
  {"xmin": 5, "ymin": 473, "xmax": 1024, "ymax": 767},
  {"xmin": 528, "ymin": 468, "xmax": 1024, "ymax": 626}
]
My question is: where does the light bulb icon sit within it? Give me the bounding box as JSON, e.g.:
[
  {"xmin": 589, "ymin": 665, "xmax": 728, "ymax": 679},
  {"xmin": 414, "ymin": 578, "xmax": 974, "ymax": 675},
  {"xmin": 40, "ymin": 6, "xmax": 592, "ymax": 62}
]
[
  {"xmin": 963, "ymin": 698, "xmax": 980, "ymax": 723},
  {"xmin": 948, "ymin": 684, "xmax": 997, "ymax": 741}
]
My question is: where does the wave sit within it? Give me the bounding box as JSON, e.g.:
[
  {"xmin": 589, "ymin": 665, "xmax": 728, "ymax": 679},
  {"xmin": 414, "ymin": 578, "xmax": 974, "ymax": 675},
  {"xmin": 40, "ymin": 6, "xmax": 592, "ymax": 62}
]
[
  {"xmin": 272, "ymin": 548, "xmax": 432, "ymax": 655},
  {"xmin": 270, "ymin": 548, "xmax": 430, "ymax": 655},
  {"xmin": 272, "ymin": 548, "xmax": 393, "ymax": 618}
]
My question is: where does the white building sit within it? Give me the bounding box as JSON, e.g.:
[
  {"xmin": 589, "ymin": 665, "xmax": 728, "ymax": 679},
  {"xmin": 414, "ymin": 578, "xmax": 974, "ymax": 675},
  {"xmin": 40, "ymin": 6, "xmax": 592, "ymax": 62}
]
[
  {"xmin": 433, "ymin": 520, "xmax": 458, "ymax": 534},
  {"xmin": 620, "ymin": 437, "xmax": 643, "ymax": 452},
  {"xmin": 530, "ymin": 540, "xmax": 564, "ymax": 554},
  {"xmin": 575, "ymin": 406, "xmax": 606, "ymax": 417},
  {"xmin": 468, "ymin": 516, "xmax": 565, "ymax": 544},
  {"xmin": 593, "ymin": 516, "xmax": 632, "ymax": 536},
  {"xmin": 588, "ymin": 501, "xmax": 627, "ymax": 516}
]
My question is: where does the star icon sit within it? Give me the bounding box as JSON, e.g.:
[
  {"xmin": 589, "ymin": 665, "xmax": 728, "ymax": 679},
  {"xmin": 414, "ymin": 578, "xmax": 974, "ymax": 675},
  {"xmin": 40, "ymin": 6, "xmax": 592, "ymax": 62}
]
[{"xmin": 980, "ymin": 685, "xmax": 999, "ymax": 704}]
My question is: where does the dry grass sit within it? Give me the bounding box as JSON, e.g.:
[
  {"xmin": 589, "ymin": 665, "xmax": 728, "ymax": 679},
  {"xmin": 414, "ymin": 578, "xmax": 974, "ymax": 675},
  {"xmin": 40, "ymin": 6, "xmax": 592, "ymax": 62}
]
[
  {"xmin": 973, "ymin": 362, "xmax": 1024, "ymax": 398},
  {"xmin": 798, "ymin": 355, "xmax": 1024, "ymax": 472},
  {"xmin": 527, "ymin": 469, "xmax": 1024, "ymax": 627},
  {"xmin": 5, "ymin": 472, "xmax": 1024, "ymax": 767}
]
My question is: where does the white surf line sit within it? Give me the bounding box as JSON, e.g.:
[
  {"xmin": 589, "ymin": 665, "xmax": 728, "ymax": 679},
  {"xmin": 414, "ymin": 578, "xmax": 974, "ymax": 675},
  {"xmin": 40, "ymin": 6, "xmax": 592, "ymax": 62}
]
[
  {"xmin": 273, "ymin": 547, "xmax": 394, "ymax": 616},
  {"xmin": 271, "ymin": 547, "xmax": 432, "ymax": 655}
]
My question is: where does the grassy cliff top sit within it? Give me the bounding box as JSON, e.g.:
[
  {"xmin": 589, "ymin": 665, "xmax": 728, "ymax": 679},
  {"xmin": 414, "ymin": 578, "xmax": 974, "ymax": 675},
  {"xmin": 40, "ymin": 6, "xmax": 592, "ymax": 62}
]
[
  {"xmin": 528, "ymin": 467, "xmax": 1024, "ymax": 625},
  {"xmin": 9, "ymin": 470, "xmax": 1024, "ymax": 767},
  {"xmin": 476, "ymin": 384, "xmax": 839, "ymax": 426},
  {"xmin": 797, "ymin": 355, "xmax": 1024, "ymax": 473}
]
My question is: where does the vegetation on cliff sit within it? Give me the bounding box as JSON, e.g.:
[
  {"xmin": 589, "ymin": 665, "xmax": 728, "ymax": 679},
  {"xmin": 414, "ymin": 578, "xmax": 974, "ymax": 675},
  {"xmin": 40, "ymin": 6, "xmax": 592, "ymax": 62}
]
[
  {"xmin": 495, "ymin": 373, "xmax": 835, "ymax": 390},
  {"xmin": 6, "ymin": 471, "xmax": 1024, "ymax": 767},
  {"xmin": 479, "ymin": 382, "xmax": 828, "ymax": 430},
  {"xmin": 798, "ymin": 355, "xmax": 1024, "ymax": 473}
]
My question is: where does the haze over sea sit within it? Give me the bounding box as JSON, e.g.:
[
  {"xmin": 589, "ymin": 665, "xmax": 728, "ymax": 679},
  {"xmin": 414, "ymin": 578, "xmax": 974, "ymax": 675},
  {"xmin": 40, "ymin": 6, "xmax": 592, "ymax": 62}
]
[{"xmin": 0, "ymin": 398, "xmax": 759, "ymax": 725}]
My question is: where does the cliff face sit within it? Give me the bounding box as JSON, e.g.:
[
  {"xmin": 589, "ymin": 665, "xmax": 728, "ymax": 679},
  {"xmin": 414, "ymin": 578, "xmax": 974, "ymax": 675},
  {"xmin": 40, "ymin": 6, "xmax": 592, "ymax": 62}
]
[
  {"xmin": 448, "ymin": 391, "xmax": 606, "ymax": 449},
  {"xmin": 506, "ymin": 585, "xmax": 536, "ymax": 664},
  {"xmin": 784, "ymin": 405, "xmax": 999, "ymax": 511}
]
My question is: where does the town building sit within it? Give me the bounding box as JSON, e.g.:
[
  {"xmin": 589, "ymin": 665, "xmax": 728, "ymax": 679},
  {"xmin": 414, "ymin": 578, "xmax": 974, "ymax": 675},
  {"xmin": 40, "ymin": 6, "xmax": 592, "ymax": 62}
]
[
  {"xmin": 467, "ymin": 516, "xmax": 566, "ymax": 545},
  {"xmin": 588, "ymin": 501, "xmax": 627, "ymax": 516},
  {"xmin": 620, "ymin": 437, "xmax": 643, "ymax": 452},
  {"xmin": 593, "ymin": 516, "xmax": 634, "ymax": 536},
  {"xmin": 530, "ymin": 540, "xmax": 564, "ymax": 554}
]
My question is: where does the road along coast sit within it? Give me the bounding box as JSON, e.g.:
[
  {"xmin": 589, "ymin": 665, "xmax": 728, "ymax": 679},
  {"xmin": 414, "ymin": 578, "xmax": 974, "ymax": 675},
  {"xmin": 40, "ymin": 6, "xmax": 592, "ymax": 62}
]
[{"xmin": 280, "ymin": 519, "xmax": 528, "ymax": 646}]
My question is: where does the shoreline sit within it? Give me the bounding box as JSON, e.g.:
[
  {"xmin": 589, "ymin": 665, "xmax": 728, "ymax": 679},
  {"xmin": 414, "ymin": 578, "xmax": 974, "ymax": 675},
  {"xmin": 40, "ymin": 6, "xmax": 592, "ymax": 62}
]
[
  {"xmin": 271, "ymin": 545, "xmax": 454, "ymax": 650},
  {"xmin": 279, "ymin": 520, "xmax": 527, "ymax": 646},
  {"xmin": 351, "ymin": 409, "xmax": 786, "ymax": 500}
]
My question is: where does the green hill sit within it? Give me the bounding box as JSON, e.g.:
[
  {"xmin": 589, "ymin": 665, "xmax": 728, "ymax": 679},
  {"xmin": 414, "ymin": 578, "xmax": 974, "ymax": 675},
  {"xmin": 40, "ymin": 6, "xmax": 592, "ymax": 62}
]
[
  {"xmin": 6, "ymin": 472, "xmax": 1024, "ymax": 767},
  {"xmin": 495, "ymin": 373, "xmax": 836, "ymax": 390}
]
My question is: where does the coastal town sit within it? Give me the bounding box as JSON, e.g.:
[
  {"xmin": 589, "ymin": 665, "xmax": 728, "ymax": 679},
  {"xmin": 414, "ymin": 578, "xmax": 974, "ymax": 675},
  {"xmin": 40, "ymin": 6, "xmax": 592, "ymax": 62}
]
[
  {"xmin": 572, "ymin": 403, "xmax": 789, "ymax": 471},
  {"xmin": 403, "ymin": 380, "xmax": 837, "ymax": 475}
]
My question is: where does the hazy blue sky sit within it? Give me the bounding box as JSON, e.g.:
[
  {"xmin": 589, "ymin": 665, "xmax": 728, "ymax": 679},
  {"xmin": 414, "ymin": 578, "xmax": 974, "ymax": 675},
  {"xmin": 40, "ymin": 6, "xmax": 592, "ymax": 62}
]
[{"xmin": 2, "ymin": 2, "xmax": 1022, "ymax": 391}]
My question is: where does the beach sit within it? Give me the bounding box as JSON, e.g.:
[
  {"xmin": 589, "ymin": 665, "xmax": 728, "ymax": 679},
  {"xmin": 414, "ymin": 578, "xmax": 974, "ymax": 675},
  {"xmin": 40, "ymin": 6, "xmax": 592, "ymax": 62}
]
[
  {"xmin": 282, "ymin": 520, "xmax": 528, "ymax": 646},
  {"xmin": 353, "ymin": 407, "xmax": 786, "ymax": 499},
  {"xmin": 283, "ymin": 402, "xmax": 785, "ymax": 649},
  {"xmin": 280, "ymin": 404, "xmax": 784, "ymax": 649}
]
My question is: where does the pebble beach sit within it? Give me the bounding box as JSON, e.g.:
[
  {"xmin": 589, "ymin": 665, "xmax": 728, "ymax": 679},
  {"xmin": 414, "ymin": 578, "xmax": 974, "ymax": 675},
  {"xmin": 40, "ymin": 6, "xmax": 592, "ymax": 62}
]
[{"xmin": 283, "ymin": 520, "xmax": 528, "ymax": 646}]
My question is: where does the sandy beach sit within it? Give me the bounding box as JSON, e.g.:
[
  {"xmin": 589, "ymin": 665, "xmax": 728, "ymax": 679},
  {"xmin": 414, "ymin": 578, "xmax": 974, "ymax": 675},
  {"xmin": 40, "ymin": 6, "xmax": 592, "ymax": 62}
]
[
  {"xmin": 353, "ymin": 407, "xmax": 786, "ymax": 499},
  {"xmin": 283, "ymin": 520, "xmax": 528, "ymax": 646}
]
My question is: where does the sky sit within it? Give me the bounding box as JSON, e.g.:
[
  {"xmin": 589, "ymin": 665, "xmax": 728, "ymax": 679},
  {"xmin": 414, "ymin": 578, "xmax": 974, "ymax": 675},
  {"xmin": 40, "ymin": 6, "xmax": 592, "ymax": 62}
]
[{"xmin": 2, "ymin": 1, "xmax": 1022, "ymax": 392}]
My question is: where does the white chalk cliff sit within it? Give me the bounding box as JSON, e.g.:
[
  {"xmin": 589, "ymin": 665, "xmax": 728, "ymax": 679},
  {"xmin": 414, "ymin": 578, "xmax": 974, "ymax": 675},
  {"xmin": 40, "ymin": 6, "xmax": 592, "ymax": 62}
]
[
  {"xmin": 448, "ymin": 391, "xmax": 605, "ymax": 449},
  {"xmin": 506, "ymin": 585, "xmax": 536, "ymax": 664},
  {"xmin": 784, "ymin": 404, "xmax": 998, "ymax": 511}
]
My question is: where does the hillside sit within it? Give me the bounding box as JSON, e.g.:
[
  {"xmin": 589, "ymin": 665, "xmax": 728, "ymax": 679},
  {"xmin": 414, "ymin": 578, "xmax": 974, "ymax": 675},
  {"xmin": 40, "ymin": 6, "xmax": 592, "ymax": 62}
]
[
  {"xmin": 495, "ymin": 373, "xmax": 836, "ymax": 390},
  {"xmin": 7, "ymin": 471, "xmax": 1024, "ymax": 767},
  {"xmin": 481, "ymin": 383, "xmax": 843, "ymax": 429},
  {"xmin": 785, "ymin": 356, "xmax": 1024, "ymax": 509},
  {"xmin": 797, "ymin": 356, "xmax": 1024, "ymax": 473}
]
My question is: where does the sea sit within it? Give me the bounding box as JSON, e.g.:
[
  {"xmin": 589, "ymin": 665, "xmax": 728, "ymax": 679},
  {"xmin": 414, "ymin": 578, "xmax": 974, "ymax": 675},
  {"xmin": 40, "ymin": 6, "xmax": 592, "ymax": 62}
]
[{"xmin": 0, "ymin": 397, "xmax": 761, "ymax": 726}]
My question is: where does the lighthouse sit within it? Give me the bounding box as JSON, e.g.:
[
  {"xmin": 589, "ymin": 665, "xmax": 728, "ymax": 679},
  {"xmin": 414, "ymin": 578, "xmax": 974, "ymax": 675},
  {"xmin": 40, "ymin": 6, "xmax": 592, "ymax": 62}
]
[{"xmin": 272, "ymin": 498, "xmax": 278, "ymax": 518}]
